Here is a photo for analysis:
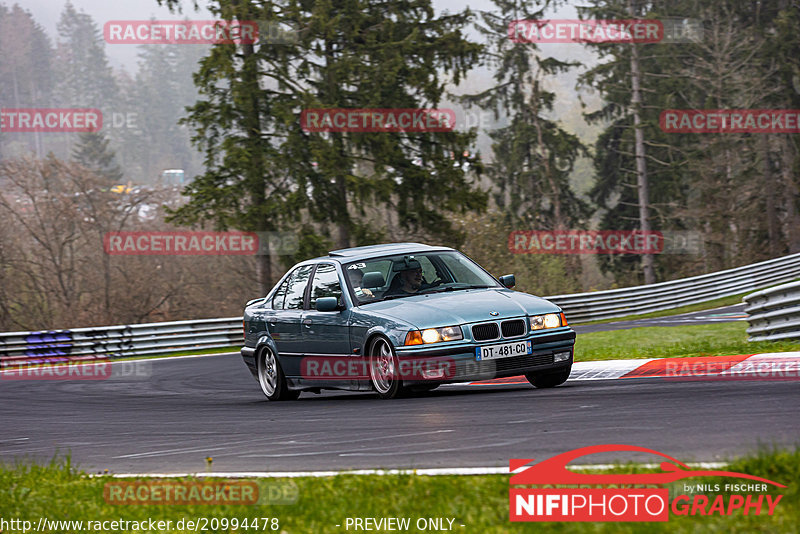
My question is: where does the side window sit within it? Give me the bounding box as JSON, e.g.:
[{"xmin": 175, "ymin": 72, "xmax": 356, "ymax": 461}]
[
  {"xmin": 309, "ymin": 263, "xmax": 343, "ymax": 308},
  {"xmin": 271, "ymin": 273, "xmax": 293, "ymax": 310},
  {"xmin": 284, "ymin": 265, "xmax": 314, "ymax": 310}
]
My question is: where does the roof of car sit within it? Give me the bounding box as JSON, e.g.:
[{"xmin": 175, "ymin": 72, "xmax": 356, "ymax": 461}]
[{"xmin": 319, "ymin": 242, "xmax": 454, "ymax": 262}]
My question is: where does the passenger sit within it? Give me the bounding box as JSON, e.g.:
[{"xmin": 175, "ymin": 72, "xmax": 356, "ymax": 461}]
[{"xmin": 348, "ymin": 268, "xmax": 375, "ymax": 298}]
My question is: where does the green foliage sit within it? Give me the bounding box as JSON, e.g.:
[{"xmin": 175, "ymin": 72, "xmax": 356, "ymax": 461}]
[
  {"xmin": 575, "ymin": 322, "xmax": 800, "ymax": 361},
  {"xmin": 1, "ymin": 449, "xmax": 798, "ymax": 533},
  {"xmin": 71, "ymin": 132, "xmax": 123, "ymax": 184},
  {"xmin": 581, "ymin": 0, "xmax": 800, "ymax": 284},
  {"xmin": 464, "ymin": 0, "xmax": 588, "ymax": 230},
  {"xmin": 159, "ymin": 0, "xmax": 488, "ymax": 293}
]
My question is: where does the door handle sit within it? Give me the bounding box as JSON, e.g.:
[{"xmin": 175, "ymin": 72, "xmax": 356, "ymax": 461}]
[{"xmin": 302, "ymin": 318, "xmax": 313, "ymax": 328}]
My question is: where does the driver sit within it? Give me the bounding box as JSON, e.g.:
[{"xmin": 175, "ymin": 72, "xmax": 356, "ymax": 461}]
[{"xmin": 385, "ymin": 261, "xmax": 424, "ymax": 296}]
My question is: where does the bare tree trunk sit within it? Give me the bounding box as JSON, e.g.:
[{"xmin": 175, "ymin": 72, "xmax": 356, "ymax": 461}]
[
  {"xmin": 629, "ymin": 0, "xmax": 654, "ymax": 284},
  {"xmin": 531, "ymin": 79, "xmax": 563, "ymax": 230},
  {"xmin": 336, "ymin": 174, "xmax": 350, "ymax": 249},
  {"xmin": 241, "ymin": 36, "xmax": 272, "ymax": 296},
  {"xmin": 760, "ymin": 135, "xmax": 780, "ymax": 257}
]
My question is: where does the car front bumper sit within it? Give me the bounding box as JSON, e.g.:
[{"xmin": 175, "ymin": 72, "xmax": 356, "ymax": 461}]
[{"xmin": 394, "ymin": 328, "xmax": 576, "ymax": 383}]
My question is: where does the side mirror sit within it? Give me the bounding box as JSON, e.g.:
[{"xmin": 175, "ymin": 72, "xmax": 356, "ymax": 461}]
[
  {"xmin": 315, "ymin": 296, "xmax": 341, "ymax": 312},
  {"xmin": 498, "ymin": 274, "xmax": 516, "ymax": 289}
]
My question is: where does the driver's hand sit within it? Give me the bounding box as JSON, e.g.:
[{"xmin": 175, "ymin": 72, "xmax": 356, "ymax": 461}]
[{"xmin": 357, "ymin": 287, "xmax": 374, "ymax": 297}]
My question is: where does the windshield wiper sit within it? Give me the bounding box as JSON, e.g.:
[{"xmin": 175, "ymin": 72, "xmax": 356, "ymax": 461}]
[
  {"xmin": 380, "ymin": 293, "xmax": 418, "ymax": 301},
  {"xmin": 420, "ymin": 284, "xmax": 493, "ymax": 294}
]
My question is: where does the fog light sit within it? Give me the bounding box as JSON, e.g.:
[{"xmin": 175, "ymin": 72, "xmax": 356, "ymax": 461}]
[{"xmin": 554, "ymin": 351, "xmax": 571, "ymax": 362}]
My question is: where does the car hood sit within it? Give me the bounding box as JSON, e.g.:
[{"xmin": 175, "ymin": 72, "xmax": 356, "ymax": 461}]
[{"xmin": 361, "ymin": 288, "xmax": 561, "ymax": 329}]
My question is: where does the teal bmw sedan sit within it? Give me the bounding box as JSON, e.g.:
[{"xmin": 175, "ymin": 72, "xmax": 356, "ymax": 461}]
[{"xmin": 241, "ymin": 243, "xmax": 575, "ymax": 400}]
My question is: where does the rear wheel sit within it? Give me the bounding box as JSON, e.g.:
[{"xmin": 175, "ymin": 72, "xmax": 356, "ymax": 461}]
[
  {"xmin": 368, "ymin": 337, "xmax": 403, "ymax": 399},
  {"xmin": 525, "ymin": 366, "xmax": 571, "ymax": 389},
  {"xmin": 257, "ymin": 347, "xmax": 299, "ymax": 401}
]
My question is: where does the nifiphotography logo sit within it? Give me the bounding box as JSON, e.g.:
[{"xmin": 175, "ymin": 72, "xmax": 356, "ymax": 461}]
[{"xmin": 509, "ymin": 444, "xmax": 785, "ymax": 522}]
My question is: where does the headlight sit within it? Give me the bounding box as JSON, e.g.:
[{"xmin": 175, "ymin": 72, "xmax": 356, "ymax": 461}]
[
  {"xmin": 405, "ymin": 326, "xmax": 463, "ymax": 345},
  {"xmin": 530, "ymin": 313, "xmax": 563, "ymax": 330}
]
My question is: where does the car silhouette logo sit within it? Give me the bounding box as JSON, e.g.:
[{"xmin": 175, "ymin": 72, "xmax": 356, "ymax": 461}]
[{"xmin": 510, "ymin": 444, "xmax": 786, "ymax": 487}]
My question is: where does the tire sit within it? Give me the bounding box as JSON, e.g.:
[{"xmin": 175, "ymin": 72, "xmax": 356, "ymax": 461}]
[
  {"xmin": 368, "ymin": 337, "xmax": 403, "ymax": 399},
  {"xmin": 525, "ymin": 366, "xmax": 571, "ymax": 389},
  {"xmin": 257, "ymin": 346, "xmax": 300, "ymax": 401}
]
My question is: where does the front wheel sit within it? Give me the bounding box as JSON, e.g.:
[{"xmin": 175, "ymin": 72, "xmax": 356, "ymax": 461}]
[
  {"xmin": 368, "ymin": 337, "xmax": 403, "ymax": 399},
  {"xmin": 525, "ymin": 366, "xmax": 571, "ymax": 389},
  {"xmin": 257, "ymin": 347, "xmax": 300, "ymax": 401}
]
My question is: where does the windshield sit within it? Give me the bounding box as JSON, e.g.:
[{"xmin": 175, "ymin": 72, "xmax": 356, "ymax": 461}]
[{"xmin": 343, "ymin": 251, "xmax": 500, "ymax": 305}]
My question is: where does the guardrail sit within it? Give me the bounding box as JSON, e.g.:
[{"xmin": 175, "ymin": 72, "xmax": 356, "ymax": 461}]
[
  {"xmin": 2, "ymin": 253, "xmax": 799, "ymax": 366},
  {"xmin": 546, "ymin": 252, "xmax": 800, "ymax": 323},
  {"xmin": 743, "ymin": 281, "xmax": 800, "ymax": 342},
  {"xmin": 0, "ymin": 317, "xmax": 242, "ymax": 367}
]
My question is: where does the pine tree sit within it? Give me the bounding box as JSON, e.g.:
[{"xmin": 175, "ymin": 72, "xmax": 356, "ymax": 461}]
[
  {"xmin": 0, "ymin": 3, "xmax": 55, "ymax": 157},
  {"xmin": 72, "ymin": 131, "xmax": 123, "ymax": 184},
  {"xmin": 55, "ymin": 2, "xmax": 117, "ymax": 109},
  {"xmin": 463, "ymin": 0, "xmax": 588, "ymax": 231},
  {"xmin": 579, "ymin": 0, "xmax": 698, "ymax": 284},
  {"xmin": 157, "ymin": 0, "xmax": 486, "ymax": 292}
]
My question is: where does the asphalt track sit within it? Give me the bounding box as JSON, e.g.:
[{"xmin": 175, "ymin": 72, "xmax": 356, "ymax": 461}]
[{"xmin": 2, "ymin": 304, "xmax": 797, "ymax": 474}]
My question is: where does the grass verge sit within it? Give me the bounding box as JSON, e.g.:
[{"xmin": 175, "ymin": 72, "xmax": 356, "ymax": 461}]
[
  {"xmin": 1, "ymin": 448, "xmax": 797, "ymax": 533},
  {"xmin": 574, "ymin": 322, "xmax": 800, "ymax": 361}
]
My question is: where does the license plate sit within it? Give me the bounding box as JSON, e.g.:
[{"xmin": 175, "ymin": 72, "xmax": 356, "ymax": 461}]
[{"xmin": 476, "ymin": 340, "xmax": 532, "ymax": 361}]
